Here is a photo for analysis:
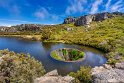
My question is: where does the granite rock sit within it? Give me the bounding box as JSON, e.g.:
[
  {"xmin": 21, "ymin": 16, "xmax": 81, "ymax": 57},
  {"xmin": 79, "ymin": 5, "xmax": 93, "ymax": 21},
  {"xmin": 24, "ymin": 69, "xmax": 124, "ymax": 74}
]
[
  {"xmin": 34, "ymin": 70, "xmax": 74, "ymax": 83},
  {"xmin": 92, "ymin": 62, "xmax": 124, "ymax": 83},
  {"xmin": 63, "ymin": 12, "xmax": 124, "ymax": 26}
]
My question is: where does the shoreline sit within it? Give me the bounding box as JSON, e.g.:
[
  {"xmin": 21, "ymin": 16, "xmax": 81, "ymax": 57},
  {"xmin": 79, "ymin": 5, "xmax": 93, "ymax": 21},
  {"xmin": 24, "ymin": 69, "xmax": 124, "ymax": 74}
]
[
  {"xmin": 0, "ymin": 35, "xmax": 42, "ymax": 41},
  {"xmin": 0, "ymin": 35, "xmax": 109, "ymax": 60}
]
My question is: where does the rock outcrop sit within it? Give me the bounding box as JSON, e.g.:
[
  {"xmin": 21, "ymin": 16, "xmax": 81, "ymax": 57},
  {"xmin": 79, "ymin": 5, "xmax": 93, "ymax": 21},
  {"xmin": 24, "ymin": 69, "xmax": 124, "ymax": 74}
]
[
  {"xmin": 75, "ymin": 15, "xmax": 94, "ymax": 26},
  {"xmin": 0, "ymin": 27, "xmax": 17, "ymax": 32},
  {"xmin": 34, "ymin": 70, "xmax": 74, "ymax": 83},
  {"xmin": 0, "ymin": 24, "xmax": 44, "ymax": 32},
  {"xmin": 91, "ymin": 62, "xmax": 124, "ymax": 83},
  {"xmin": 63, "ymin": 17, "xmax": 78, "ymax": 24},
  {"xmin": 63, "ymin": 12, "xmax": 124, "ymax": 26},
  {"xmin": 13, "ymin": 24, "xmax": 43, "ymax": 31}
]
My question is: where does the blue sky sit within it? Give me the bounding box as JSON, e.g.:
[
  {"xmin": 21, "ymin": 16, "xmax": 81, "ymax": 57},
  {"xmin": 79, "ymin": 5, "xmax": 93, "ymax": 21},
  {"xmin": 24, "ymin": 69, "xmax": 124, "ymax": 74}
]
[{"xmin": 0, "ymin": 0, "xmax": 124, "ymax": 26}]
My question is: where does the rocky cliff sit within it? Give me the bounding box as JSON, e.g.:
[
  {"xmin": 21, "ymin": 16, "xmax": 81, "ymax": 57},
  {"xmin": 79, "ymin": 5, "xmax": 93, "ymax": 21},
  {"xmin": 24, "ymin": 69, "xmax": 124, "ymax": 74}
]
[{"xmin": 63, "ymin": 12, "xmax": 124, "ymax": 26}]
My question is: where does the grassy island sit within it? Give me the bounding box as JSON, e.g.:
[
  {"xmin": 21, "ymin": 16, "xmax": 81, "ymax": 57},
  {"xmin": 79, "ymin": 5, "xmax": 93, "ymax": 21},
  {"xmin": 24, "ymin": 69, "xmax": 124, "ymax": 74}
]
[{"xmin": 51, "ymin": 48, "xmax": 85, "ymax": 62}]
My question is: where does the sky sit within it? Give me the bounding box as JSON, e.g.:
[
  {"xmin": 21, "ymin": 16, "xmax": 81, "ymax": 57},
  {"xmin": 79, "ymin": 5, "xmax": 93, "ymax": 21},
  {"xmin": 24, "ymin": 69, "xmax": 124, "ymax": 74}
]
[{"xmin": 0, "ymin": 0, "xmax": 124, "ymax": 26}]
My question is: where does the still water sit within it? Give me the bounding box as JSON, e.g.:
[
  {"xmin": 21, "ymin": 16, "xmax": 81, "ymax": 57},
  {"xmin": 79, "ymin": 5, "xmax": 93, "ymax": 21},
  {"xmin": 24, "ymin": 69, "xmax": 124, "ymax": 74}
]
[{"xmin": 0, "ymin": 37, "xmax": 107, "ymax": 75}]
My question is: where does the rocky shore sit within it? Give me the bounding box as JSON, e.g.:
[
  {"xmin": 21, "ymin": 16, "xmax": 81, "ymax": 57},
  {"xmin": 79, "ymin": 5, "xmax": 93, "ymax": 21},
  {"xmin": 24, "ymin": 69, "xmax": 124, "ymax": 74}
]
[
  {"xmin": 92, "ymin": 61, "xmax": 124, "ymax": 83},
  {"xmin": 34, "ymin": 62, "xmax": 124, "ymax": 83}
]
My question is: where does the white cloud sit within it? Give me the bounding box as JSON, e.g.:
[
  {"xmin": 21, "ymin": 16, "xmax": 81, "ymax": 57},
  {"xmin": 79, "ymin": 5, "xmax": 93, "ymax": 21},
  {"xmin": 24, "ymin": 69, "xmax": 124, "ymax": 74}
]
[
  {"xmin": 11, "ymin": 5, "xmax": 20, "ymax": 15},
  {"xmin": 0, "ymin": 19, "xmax": 30, "ymax": 23},
  {"xmin": 34, "ymin": 7, "xmax": 49, "ymax": 19},
  {"xmin": 34, "ymin": 7, "xmax": 59, "ymax": 21},
  {"xmin": 0, "ymin": 0, "xmax": 20, "ymax": 15},
  {"xmin": 111, "ymin": 0, "xmax": 123, "ymax": 12},
  {"xmin": 90, "ymin": 0, "xmax": 103, "ymax": 14},
  {"xmin": 51, "ymin": 15, "xmax": 59, "ymax": 21},
  {"xmin": 105, "ymin": 0, "xmax": 124, "ymax": 12},
  {"xmin": 111, "ymin": 5, "xmax": 123, "ymax": 12},
  {"xmin": 0, "ymin": 19, "xmax": 42, "ymax": 24},
  {"xmin": 65, "ymin": 0, "xmax": 87, "ymax": 15},
  {"xmin": 0, "ymin": 23, "xmax": 12, "ymax": 27},
  {"xmin": 118, "ymin": 7, "xmax": 124, "ymax": 12},
  {"xmin": 105, "ymin": 0, "xmax": 111, "ymax": 11}
]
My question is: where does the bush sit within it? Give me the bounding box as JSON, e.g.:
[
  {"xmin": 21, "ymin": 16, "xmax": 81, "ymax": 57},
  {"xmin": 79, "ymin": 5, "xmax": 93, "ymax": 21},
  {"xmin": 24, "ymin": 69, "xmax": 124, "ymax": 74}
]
[
  {"xmin": 71, "ymin": 49, "xmax": 78, "ymax": 56},
  {"xmin": 0, "ymin": 49, "xmax": 45, "ymax": 83},
  {"xmin": 79, "ymin": 52, "xmax": 85, "ymax": 58},
  {"xmin": 62, "ymin": 49, "xmax": 68, "ymax": 56},
  {"xmin": 69, "ymin": 66, "xmax": 92, "ymax": 83},
  {"xmin": 107, "ymin": 59, "xmax": 117, "ymax": 65},
  {"xmin": 70, "ymin": 50, "xmax": 85, "ymax": 60}
]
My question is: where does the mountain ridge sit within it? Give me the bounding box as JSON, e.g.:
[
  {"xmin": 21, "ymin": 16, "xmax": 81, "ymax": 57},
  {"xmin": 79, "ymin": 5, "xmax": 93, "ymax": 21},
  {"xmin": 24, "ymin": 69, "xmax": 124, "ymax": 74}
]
[{"xmin": 63, "ymin": 12, "xmax": 124, "ymax": 26}]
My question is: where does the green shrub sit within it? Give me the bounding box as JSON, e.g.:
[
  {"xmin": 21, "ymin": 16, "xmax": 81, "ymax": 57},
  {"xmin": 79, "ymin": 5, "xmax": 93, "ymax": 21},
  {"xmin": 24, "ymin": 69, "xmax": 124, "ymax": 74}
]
[
  {"xmin": 71, "ymin": 49, "xmax": 78, "ymax": 56},
  {"xmin": 107, "ymin": 59, "xmax": 117, "ymax": 65},
  {"xmin": 62, "ymin": 49, "xmax": 68, "ymax": 56},
  {"xmin": 69, "ymin": 66, "xmax": 92, "ymax": 83},
  {"xmin": 79, "ymin": 52, "xmax": 85, "ymax": 58},
  {"xmin": 0, "ymin": 49, "xmax": 45, "ymax": 83},
  {"xmin": 70, "ymin": 50, "xmax": 85, "ymax": 60}
]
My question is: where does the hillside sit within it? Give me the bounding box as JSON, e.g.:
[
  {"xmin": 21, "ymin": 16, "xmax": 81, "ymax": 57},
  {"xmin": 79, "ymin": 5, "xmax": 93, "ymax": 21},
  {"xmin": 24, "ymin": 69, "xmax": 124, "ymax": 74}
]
[{"xmin": 41, "ymin": 16, "xmax": 124, "ymax": 64}]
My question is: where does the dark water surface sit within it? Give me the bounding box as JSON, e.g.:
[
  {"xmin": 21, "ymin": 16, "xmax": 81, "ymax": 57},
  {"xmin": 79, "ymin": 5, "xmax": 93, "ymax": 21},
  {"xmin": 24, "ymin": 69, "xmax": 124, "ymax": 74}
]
[{"xmin": 0, "ymin": 37, "xmax": 107, "ymax": 75}]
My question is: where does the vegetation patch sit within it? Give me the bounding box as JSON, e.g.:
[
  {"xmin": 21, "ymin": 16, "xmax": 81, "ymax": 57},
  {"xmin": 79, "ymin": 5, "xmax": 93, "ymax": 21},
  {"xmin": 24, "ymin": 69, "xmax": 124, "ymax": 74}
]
[
  {"xmin": 69, "ymin": 66, "xmax": 92, "ymax": 83},
  {"xmin": 0, "ymin": 49, "xmax": 45, "ymax": 83}
]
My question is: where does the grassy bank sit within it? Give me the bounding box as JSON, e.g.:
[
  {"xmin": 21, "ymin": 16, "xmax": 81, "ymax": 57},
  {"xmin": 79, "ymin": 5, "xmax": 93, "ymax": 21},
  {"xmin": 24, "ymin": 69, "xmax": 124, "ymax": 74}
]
[{"xmin": 0, "ymin": 35, "xmax": 42, "ymax": 41}]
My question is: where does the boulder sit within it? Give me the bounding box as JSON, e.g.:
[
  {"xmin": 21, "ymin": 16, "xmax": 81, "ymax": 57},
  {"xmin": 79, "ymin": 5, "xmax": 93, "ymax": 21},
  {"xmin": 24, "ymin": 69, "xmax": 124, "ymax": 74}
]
[
  {"xmin": 115, "ymin": 61, "xmax": 124, "ymax": 69},
  {"xmin": 114, "ymin": 52, "xmax": 122, "ymax": 60},
  {"xmin": 75, "ymin": 15, "xmax": 94, "ymax": 26},
  {"xmin": 45, "ymin": 70, "xmax": 58, "ymax": 76},
  {"xmin": 34, "ymin": 70, "xmax": 74, "ymax": 83},
  {"xmin": 103, "ymin": 64, "xmax": 112, "ymax": 69},
  {"xmin": 66, "ymin": 27, "xmax": 73, "ymax": 31}
]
